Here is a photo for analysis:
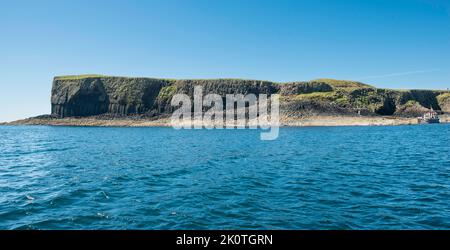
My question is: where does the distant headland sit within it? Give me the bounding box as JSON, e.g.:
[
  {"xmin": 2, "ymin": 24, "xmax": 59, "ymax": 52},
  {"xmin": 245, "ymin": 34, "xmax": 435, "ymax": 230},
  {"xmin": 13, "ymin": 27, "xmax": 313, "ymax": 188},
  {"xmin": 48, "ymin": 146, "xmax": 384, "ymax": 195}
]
[{"xmin": 4, "ymin": 75, "xmax": 450, "ymax": 127}]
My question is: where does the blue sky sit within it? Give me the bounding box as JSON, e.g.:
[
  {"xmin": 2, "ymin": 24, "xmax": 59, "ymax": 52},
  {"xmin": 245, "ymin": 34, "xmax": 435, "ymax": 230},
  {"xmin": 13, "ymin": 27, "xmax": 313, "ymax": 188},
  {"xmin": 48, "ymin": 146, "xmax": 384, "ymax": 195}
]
[{"xmin": 1, "ymin": 0, "xmax": 449, "ymax": 121}]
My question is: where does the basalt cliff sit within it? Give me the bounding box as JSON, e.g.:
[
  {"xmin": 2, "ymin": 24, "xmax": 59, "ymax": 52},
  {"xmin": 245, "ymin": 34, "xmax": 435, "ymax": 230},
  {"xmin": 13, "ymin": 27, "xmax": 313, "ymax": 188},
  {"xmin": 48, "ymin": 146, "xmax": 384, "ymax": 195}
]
[{"xmin": 50, "ymin": 75, "xmax": 450, "ymax": 119}]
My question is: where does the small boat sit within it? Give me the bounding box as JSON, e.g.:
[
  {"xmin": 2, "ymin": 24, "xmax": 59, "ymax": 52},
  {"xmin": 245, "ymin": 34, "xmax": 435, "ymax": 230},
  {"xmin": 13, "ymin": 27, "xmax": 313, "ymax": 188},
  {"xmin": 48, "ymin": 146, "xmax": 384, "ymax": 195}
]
[{"xmin": 418, "ymin": 107, "xmax": 440, "ymax": 124}]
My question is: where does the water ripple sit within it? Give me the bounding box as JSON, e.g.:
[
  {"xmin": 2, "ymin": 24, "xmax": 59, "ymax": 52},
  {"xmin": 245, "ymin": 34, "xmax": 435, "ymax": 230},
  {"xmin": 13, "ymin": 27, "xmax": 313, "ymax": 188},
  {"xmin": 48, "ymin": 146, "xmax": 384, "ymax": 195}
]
[{"xmin": 0, "ymin": 125, "xmax": 450, "ymax": 229}]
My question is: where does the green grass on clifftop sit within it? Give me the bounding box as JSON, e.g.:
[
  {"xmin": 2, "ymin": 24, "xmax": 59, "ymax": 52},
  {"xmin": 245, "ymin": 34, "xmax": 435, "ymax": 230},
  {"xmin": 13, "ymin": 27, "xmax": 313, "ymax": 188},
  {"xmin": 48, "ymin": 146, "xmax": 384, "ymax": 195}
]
[
  {"xmin": 312, "ymin": 78, "xmax": 374, "ymax": 89},
  {"xmin": 54, "ymin": 75, "xmax": 273, "ymax": 83},
  {"xmin": 54, "ymin": 74, "xmax": 107, "ymax": 80}
]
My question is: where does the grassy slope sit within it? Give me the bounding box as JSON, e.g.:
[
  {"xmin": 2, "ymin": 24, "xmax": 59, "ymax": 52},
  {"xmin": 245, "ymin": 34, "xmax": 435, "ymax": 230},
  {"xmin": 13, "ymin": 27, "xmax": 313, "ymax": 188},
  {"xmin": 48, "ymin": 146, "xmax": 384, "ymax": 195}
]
[{"xmin": 312, "ymin": 78, "xmax": 374, "ymax": 89}]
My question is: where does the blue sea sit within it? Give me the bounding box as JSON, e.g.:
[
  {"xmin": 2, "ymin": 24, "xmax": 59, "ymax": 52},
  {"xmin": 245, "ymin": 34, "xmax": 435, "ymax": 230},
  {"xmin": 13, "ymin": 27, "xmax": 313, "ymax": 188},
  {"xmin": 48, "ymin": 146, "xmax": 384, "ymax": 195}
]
[{"xmin": 0, "ymin": 125, "xmax": 449, "ymax": 229}]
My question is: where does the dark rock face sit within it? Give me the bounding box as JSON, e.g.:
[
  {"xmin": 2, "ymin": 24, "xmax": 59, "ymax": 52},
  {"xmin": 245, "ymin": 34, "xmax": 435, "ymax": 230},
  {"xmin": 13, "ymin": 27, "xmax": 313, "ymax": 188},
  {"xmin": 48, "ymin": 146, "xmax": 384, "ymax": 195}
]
[
  {"xmin": 51, "ymin": 77, "xmax": 169, "ymax": 117},
  {"xmin": 51, "ymin": 76, "xmax": 449, "ymax": 118},
  {"xmin": 51, "ymin": 78, "xmax": 109, "ymax": 117},
  {"xmin": 279, "ymin": 81, "xmax": 333, "ymax": 95},
  {"xmin": 396, "ymin": 90, "xmax": 441, "ymax": 110},
  {"xmin": 51, "ymin": 77, "xmax": 279, "ymax": 118},
  {"xmin": 173, "ymin": 79, "xmax": 278, "ymax": 96}
]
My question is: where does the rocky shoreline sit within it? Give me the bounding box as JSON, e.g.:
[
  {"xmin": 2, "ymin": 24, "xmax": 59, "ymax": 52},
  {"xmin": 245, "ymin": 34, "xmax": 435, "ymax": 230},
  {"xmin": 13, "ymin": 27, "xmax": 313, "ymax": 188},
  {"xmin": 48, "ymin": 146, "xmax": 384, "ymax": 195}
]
[{"xmin": 4, "ymin": 114, "xmax": 449, "ymax": 127}]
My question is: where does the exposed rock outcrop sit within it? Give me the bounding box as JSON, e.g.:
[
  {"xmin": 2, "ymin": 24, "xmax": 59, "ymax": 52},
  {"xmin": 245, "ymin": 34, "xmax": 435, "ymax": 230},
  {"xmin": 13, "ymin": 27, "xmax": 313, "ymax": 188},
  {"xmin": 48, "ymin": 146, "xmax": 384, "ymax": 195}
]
[
  {"xmin": 279, "ymin": 81, "xmax": 333, "ymax": 95},
  {"xmin": 52, "ymin": 76, "xmax": 171, "ymax": 117},
  {"xmin": 437, "ymin": 93, "xmax": 450, "ymax": 113},
  {"xmin": 394, "ymin": 100, "xmax": 430, "ymax": 117}
]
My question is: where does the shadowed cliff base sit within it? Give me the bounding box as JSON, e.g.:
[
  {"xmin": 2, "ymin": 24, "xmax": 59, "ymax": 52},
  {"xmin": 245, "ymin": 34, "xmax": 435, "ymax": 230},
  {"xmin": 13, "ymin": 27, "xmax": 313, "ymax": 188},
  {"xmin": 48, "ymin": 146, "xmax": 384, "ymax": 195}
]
[{"xmin": 4, "ymin": 75, "xmax": 450, "ymax": 126}]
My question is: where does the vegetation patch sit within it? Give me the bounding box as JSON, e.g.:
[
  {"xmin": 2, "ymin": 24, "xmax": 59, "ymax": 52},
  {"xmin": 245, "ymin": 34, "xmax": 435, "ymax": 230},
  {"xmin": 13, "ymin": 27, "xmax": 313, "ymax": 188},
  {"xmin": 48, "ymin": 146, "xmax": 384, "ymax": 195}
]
[
  {"xmin": 54, "ymin": 75, "xmax": 107, "ymax": 80},
  {"xmin": 312, "ymin": 78, "xmax": 374, "ymax": 89},
  {"xmin": 157, "ymin": 85, "xmax": 177, "ymax": 102},
  {"xmin": 292, "ymin": 91, "xmax": 351, "ymax": 107},
  {"xmin": 437, "ymin": 93, "xmax": 450, "ymax": 103}
]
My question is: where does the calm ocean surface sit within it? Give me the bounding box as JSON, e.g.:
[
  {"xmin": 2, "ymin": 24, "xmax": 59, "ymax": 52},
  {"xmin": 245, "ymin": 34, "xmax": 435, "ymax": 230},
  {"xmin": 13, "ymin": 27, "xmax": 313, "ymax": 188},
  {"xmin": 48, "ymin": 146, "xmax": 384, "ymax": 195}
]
[{"xmin": 0, "ymin": 125, "xmax": 450, "ymax": 229}]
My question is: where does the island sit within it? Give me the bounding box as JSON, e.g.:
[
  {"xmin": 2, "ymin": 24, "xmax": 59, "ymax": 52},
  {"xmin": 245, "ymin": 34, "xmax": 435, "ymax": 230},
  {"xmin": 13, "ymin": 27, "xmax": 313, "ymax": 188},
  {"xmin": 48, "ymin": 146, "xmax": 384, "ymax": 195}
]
[{"xmin": 4, "ymin": 75, "xmax": 450, "ymax": 127}]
